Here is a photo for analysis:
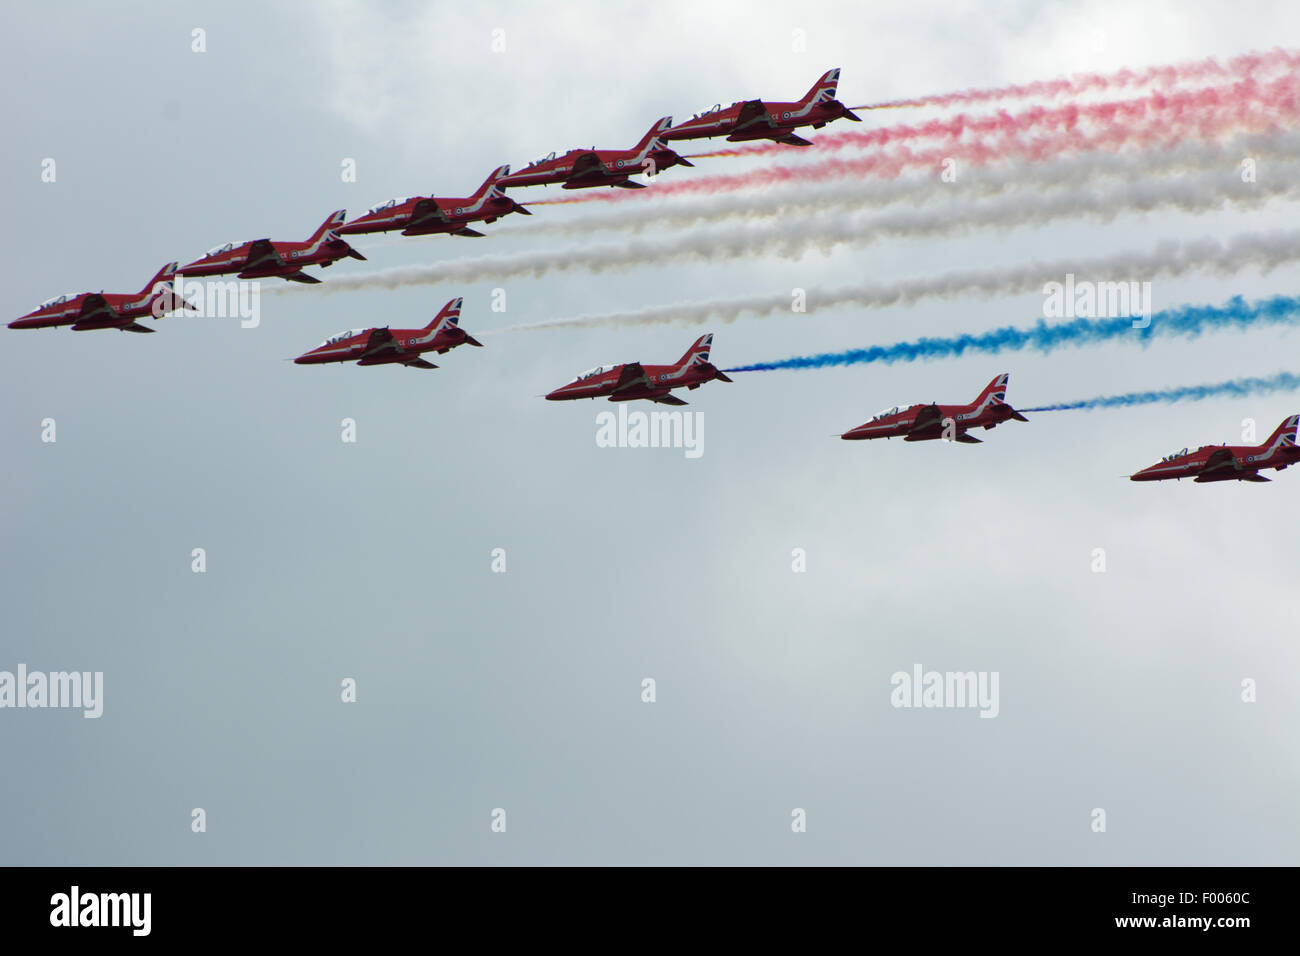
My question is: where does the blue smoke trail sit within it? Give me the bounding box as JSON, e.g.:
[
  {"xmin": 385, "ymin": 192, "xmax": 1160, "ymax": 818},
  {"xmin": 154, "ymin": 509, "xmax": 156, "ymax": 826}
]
[
  {"xmin": 1021, "ymin": 371, "xmax": 1300, "ymax": 412},
  {"xmin": 724, "ymin": 295, "xmax": 1300, "ymax": 373}
]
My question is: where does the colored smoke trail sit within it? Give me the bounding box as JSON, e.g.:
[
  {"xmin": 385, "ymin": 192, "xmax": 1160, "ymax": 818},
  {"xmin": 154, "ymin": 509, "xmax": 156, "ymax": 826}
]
[
  {"xmin": 693, "ymin": 73, "xmax": 1300, "ymax": 161},
  {"xmin": 509, "ymin": 132, "xmax": 1300, "ymax": 237},
  {"xmin": 537, "ymin": 74, "xmax": 1299, "ymax": 205},
  {"xmin": 278, "ymin": 172, "xmax": 1300, "ymax": 296},
  {"xmin": 858, "ymin": 47, "xmax": 1300, "ymax": 110},
  {"xmin": 1021, "ymin": 370, "xmax": 1300, "ymax": 412},
  {"xmin": 498, "ymin": 230, "xmax": 1300, "ymax": 332},
  {"xmin": 724, "ymin": 296, "xmax": 1300, "ymax": 373}
]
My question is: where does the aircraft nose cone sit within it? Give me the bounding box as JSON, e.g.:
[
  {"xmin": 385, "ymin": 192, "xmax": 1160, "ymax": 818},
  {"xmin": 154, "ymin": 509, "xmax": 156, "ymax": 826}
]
[{"xmin": 544, "ymin": 388, "xmax": 564, "ymax": 401}]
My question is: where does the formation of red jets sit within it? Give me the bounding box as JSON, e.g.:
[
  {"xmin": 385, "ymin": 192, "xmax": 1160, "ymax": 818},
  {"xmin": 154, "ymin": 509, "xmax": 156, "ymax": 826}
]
[
  {"xmin": 11, "ymin": 67, "xmax": 1292, "ymax": 484},
  {"xmin": 837, "ymin": 374, "xmax": 1298, "ymax": 483},
  {"xmin": 10, "ymin": 68, "xmax": 855, "ymax": 330}
]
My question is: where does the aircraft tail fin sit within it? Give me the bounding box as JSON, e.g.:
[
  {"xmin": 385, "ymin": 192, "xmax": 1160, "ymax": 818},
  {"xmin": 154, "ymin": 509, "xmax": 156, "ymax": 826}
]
[
  {"xmin": 974, "ymin": 373, "xmax": 1011, "ymax": 409},
  {"xmin": 475, "ymin": 165, "xmax": 512, "ymax": 198},
  {"xmin": 636, "ymin": 116, "xmax": 675, "ymax": 153},
  {"xmin": 141, "ymin": 261, "xmax": 179, "ymax": 296},
  {"xmin": 424, "ymin": 296, "xmax": 464, "ymax": 332},
  {"xmin": 1265, "ymin": 413, "xmax": 1299, "ymax": 451},
  {"xmin": 309, "ymin": 209, "xmax": 349, "ymax": 244},
  {"xmin": 676, "ymin": 333, "xmax": 714, "ymax": 369},
  {"xmin": 802, "ymin": 68, "xmax": 841, "ymax": 107}
]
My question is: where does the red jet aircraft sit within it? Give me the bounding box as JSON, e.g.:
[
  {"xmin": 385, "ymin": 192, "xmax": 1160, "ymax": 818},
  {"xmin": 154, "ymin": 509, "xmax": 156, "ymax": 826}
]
[
  {"xmin": 499, "ymin": 118, "xmax": 694, "ymax": 190},
  {"xmin": 545, "ymin": 334, "xmax": 732, "ymax": 405},
  {"xmin": 8, "ymin": 262, "xmax": 195, "ymax": 333},
  {"xmin": 841, "ymin": 374, "xmax": 1029, "ymax": 442},
  {"xmin": 337, "ymin": 166, "xmax": 530, "ymax": 238},
  {"xmin": 662, "ymin": 69, "xmax": 862, "ymax": 148},
  {"xmin": 181, "ymin": 211, "xmax": 365, "ymax": 284},
  {"xmin": 1130, "ymin": 415, "xmax": 1300, "ymax": 482},
  {"xmin": 293, "ymin": 297, "xmax": 480, "ymax": 369}
]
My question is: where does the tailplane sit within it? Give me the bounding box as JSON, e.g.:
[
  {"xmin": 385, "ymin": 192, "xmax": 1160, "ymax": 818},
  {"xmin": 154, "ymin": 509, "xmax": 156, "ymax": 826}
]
[
  {"xmin": 425, "ymin": 296, "xmax": 483, "ymax": 347},
  {"xmin": 974, "ymin": 372, "xmax": 1028, "ymax": 421}
]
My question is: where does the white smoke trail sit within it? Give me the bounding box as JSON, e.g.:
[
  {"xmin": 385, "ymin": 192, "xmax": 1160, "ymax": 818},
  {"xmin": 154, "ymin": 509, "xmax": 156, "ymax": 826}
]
[
  {"xmin": 275, "ymin": 167, "xmax": 1300, "ymax": 295},
  {"xmin": 499, "ymin": 229, "xmax": 1300, "ymax": 331},
  {"xmin": 503, "ymin": 131, "xmax": 1300, "ymax": 238}
]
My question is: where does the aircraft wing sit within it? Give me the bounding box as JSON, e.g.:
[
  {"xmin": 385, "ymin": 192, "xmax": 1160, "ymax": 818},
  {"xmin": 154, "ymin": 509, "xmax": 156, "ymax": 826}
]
[
  {"xmin": 567, "ymin": 152, "xmax": 607, "ymax": 184},
  {"xmin": 242, "ymin": 239, "xmax": 284, "ymax": 273},
  {"xmin": 75, "ymin": 294, "xmax": 116, "ymax": 324},
  {"xmin": 771, "ymin": 131, "xmax": 814, "ymax": 146},
  {"xmin": 907, "ymin": 404, "xmax": 944, "ymax": 435},
  {"xmin": 406, "ymin": 198, "xmax": 449, "ymax": 228},
  {"xmin": 733, "ymin": 99, "xmax": 772, "ymax": 133},
  {"xmin": 610, "ymin": 362, "xmax": 651, "ymax": 394},
  {"xmin": 1197, "ymin": 448, "xmax": 1243, "ymax": 479},
  {"xmin": 360, "ymin": 327, "xmax": 398, "ymax": 357}
]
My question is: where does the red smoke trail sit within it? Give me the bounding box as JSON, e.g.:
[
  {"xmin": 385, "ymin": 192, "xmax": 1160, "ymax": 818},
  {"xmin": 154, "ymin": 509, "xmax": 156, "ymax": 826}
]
[
  {"xmin": 529, "ymin": 75, "xmax": 1299, "ymax": 207},
  {"xmin": 695, "ymin": 73, "xmax": 1300, "ymax": 159},
  {"xmin": 856, "ymin": 47, "xmax": 1300, "ymax": 110}
]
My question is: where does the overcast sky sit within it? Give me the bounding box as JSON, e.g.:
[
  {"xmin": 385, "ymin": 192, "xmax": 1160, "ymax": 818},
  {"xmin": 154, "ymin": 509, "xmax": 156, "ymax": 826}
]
[{"xmin": 2, "ymin": 0, "xmax": 1298, "ymax": 865}]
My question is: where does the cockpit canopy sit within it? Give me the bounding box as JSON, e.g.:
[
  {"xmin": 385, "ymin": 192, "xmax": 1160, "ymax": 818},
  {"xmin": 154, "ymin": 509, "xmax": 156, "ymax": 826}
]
[
  {"xmin": 204, "ymin": 240, "xmax": 251, "ymax": 256},
  {"xmin": 693, "ymin": 103, "xmax": 722, "ymax": 118},
  {"xmin": 1161, "ymin": 447, "xmax": 1190, "ymax": 461},
  {"xmin": 527, "ymin": 152, "xmax": 557, "ymax": 167},
  {"xmin": 366, "ymin": 197, "xmax": 415, "ymax": 215},
  {"xmin": 321, "ymin": 328, "xmax": 369, "ymax": 347},
  {"xmin": 37, "ymin": 293, "xmax": 78, "ymax": 309},
  {"xmin": 872, "ymin": 406, "xmax": 903, "ymax": 420},
  {"xmin": 571, "ymin": 364, "xmax": 615, "ymax": 382}
]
